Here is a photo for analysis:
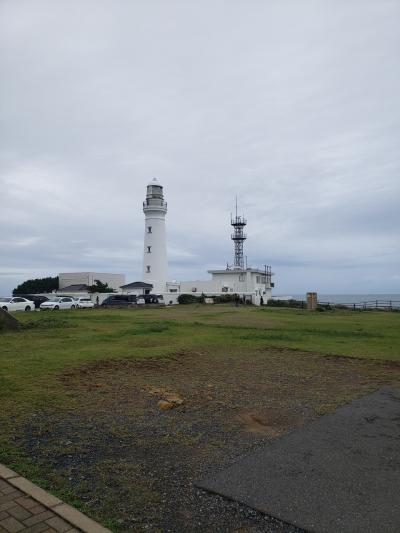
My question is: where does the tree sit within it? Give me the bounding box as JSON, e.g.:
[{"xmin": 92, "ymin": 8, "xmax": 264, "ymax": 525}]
[
  {"xmin": 13, "ymin": 276, "xmax": 59, "ymax": 295},
  {"xmin": 87, "ymin": 279, "xmax": 112, "ymax": 293}
]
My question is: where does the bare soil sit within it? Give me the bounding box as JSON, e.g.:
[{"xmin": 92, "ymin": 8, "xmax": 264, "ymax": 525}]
[{"xmin": 18, "ymin": 348, "xmax": 400, "ymax": 532}]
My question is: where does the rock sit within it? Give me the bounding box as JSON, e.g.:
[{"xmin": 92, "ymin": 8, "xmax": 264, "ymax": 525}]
[
  {"xmin": 148, "ymin": 386, "xmax": 168, "ymax": 395},
  {"xmin": 0, "ymin": 308, "xmax": 21, "ymax": 330},
  {"xmin": 164, "ymin": 393, "xmax": 184, "ymax": 405},
  {"xmin": 158, "ymin": 400, "xmax": 174, "ymax": 410},
  {"xmin": 148, "ymin": 386, "xmax": 185, "ymax": 406}
]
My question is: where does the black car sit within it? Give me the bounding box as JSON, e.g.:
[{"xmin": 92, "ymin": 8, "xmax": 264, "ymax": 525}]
[
  {"xmin": 101, "ymin": 295, "xmax": 137, "ymax": 306},
  {"xmin": 16, "ymin": 294, "xmax": 49, "ymax": 309}
]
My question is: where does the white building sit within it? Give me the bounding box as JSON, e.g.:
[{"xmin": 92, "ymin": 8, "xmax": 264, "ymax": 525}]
[
  {"xmin": 136, "ymin": 179, "xmax": 274, "ymax": 304},
  {"xmin": 120, "ymin": 281, "xmax": 153, "ymax": 295},
  {"xmin": 60, "ymin": 180, "xmax": 274, "ymax": 306},
  {"xmin": 142, "ymin": 178, "xmax": 168, "ymax": 294},
  {"xmin": 58, "ymin": 272, "xmax": 125, "ymax": 292},
  {"xmin": 171, "ymin": 267, "xmax": 272, "ymax": 304}
]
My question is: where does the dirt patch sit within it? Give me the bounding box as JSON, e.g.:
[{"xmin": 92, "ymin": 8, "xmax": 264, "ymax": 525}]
[
  {"xmin": 237, "ymin": 407, "xmax": 307, "ymax": 437},
  {"xmin": 18, "ymin": 348, "xmax": 400, "ymax": 532}
]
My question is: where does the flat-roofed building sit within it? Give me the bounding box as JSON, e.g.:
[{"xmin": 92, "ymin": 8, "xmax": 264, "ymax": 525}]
[{"xmin": 58, "ymin": 272, "xmax": 125, "ymax": 291}]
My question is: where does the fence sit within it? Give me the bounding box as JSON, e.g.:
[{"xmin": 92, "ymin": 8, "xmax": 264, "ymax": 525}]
[
  {"xmin": 318, "ymin": 300, "xmax": 400, "ymax": 311},
  {"xmin": 267, "ymin": 299, "xmax": 400, "ymax": 311}
]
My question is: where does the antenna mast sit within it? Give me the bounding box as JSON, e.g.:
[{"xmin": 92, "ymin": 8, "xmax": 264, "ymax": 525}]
[{"xmin": 231, "ymin": 197, "xmax": 247, "ymax": 269}]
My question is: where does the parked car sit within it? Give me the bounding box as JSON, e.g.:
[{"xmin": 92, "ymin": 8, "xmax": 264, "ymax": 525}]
[
  {"xmin": 40, "ymin": 297, "xmax": 76, "ymax": 310},
  {"xmin": 0, "ymin": 297, "xmax": 35, "ymax": 312},
  {"xmin": 16, "ymin": 294, "xmax": 49, "ymax": 309},
  {"xmin": 101, "ymin": 295, "xmax": 137, "ymax": 307},
  {"xmin": 137, "ymin": 294, "xmax": 164, "ymax": 304},
  {"xmin": 75, "ymin": 297, "xmax": 94, "ymax": 309}
]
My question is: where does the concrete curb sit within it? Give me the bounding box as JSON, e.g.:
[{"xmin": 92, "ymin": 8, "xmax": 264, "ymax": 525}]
[{"xmin": 0, "ymin": 463, "xmax": 111, "ymax": 532}]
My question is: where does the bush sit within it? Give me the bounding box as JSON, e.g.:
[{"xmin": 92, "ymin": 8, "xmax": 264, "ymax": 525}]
[
  {"xmin": 213, "ymin": 293, "xmax": 238, "ymax": 304},
  {"xmin": 87, "ymin": 280, "xmax": 112, "ymax": 293},
  {"xmin": 267, "ymin": 299, "xmax": 306, "ymax": 309},
  {"xmin": 178, "ymin": 294, "xmax": 200, "ymax": 304}
]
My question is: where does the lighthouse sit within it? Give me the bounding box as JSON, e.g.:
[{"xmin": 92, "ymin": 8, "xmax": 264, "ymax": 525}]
[{"xmin": 142, "ymin": 178, "xmax": 168, "ymax": 293}]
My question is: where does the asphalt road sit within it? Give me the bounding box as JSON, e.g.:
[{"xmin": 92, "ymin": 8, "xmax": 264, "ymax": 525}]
[{"xmin": 197, "ymin": 388, "xmax": 400, "ymax": 533}]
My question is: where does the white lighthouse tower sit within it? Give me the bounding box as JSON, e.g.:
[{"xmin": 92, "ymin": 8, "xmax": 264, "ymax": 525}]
[{"xmin": 142, "ymin": 178, "xmax": 168, "ymax": 293}]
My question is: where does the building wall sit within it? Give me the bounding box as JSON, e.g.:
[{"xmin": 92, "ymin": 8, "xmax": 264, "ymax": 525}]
[
  {"xmin": 142, "ymin": 213, "xmax": 168, "ymax": 293},
  {"xmin": 58, "ymin": 272, "xmax": 125, "ymax": 290},
  {"xmin": 179, "ymin": 280, "xmax": 218, "ymax": 294},
  {"xmin": 176, "ymin": 270, "xmax": 272, "ymax": 305},
  {"xmin": 211, "ymin": 271, "xmax": 250, "ymax": 292}
]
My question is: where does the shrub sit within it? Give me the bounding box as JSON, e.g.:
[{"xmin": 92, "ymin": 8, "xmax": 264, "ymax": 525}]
[
  {"xmin": 177, "ymin": 294, "xmax": 200, "ymax": 304},
  {"xmin": 267, "ymin": 299, "xmax": 306, "ymax": 309},
  {"xmin": 213, "ymin": 293, "xmax": 238, "ymax": 304}
]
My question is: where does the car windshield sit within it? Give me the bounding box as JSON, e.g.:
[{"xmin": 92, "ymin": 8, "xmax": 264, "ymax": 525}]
[
  {"xmin": 80, "ymin": 299, "xmax": 91, "ymax": 302},
  {"xmin": 49, "ymin": 297, "xmax": 62, "ymax": 302},
  {"xmin": 0, "ymin": 298, "xmax": 11, "ymax": 302}
]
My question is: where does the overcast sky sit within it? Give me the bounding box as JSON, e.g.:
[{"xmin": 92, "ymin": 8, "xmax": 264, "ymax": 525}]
[{"xmin": 1, "ymin": 0, "xmax": 399, "ymax": 295}]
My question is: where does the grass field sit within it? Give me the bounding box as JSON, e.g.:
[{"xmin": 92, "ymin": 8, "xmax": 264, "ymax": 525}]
[{"xmin": 1, "ymin": 304, "xmax": 400, "ymax": 531}]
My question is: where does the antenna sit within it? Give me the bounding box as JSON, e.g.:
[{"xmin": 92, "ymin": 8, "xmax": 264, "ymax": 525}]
[{"xmin": 231, "ymin": 198, "xmax": 247, "ymax": 269}]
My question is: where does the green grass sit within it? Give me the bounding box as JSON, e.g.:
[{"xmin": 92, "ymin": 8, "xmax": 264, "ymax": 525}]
[
  {"xmin": 1, "ymin": 304, "xmax": 399, "ymax": 531},
  {"xmin": 1, "ymin": 305, "xmax": 399, "ymax": 416}
]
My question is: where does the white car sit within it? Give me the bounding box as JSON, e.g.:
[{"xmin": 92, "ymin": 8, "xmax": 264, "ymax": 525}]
[
  {"xmin": 0, "ymin": 297, "xmax": 35, "ymax": 312},
  {"xmin": 40, "ymin": 297, "xmax": 76, "ymax": 310},
  {"xmin": 75, "ymin": 297, "xmax": 94, "ymax": 309}
]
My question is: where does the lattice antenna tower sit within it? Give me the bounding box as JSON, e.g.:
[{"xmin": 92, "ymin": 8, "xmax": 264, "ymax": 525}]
[{"xmin": 231, "ymin": 197, "xmax": 247, "ymax": 269}]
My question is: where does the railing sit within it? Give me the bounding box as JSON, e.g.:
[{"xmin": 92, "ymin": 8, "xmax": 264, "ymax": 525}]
[
  {"xmin": 318, "ymin": 300, "xmax": 400, "ymax": 310},
  {"xmin": 143, "ymin": 200, "xmax": 167, "ymax": 208},
  {"xmin": 267, "ymin": 299, "xmax": 400, "ymax": 311}
]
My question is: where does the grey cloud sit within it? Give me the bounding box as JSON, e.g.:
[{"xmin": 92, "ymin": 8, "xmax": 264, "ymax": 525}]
[{"xmin": 1, "ymin": 0, "xmax": 399, "ymax": 295}]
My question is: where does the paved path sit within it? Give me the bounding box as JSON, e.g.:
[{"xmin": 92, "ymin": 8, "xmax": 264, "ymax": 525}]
[
  {"xmin": 197, "ymin": 388, "xmax": 400, "ymax": 533},
  {"xmin": 0, "ymin": 465, "xmax": 110, "ymax": 533}
]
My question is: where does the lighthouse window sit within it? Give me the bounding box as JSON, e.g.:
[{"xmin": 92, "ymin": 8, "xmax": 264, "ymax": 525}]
[
  {"xmin": 146, "ymin": 265, "xmax": 151, "ymax": 273},
  {"xmin": 147, "ymin": 226, "xmax": 152, "ymax": 233},
  {"xmin": 147, "ymin": 246, "xmax": 151, "ymax": 253}
]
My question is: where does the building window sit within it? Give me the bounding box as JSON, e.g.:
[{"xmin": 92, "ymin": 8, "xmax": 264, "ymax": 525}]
[
  {"xmin": 146, "ymin": 265, "xmax": 151, "ymax": 273},
  {"xmin": 147, "ymin": 246, "xmax": 151, "ymax": 253},
  {"xmin": 169, "ymin": 289, "xmax": 178, "ymax": 293},
  {"xmin": 147, "ymin": 226, "xmax": 152, "ymax": 233},
  {"xmin": 239, "ymin": 273, "xmax": 245, "ymax": 282}
]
